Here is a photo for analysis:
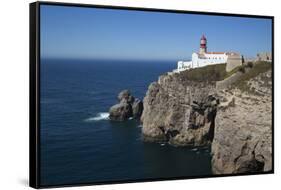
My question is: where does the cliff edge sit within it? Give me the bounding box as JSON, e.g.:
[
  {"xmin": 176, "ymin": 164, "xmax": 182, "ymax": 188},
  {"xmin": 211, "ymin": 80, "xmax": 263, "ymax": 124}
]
[
  {"xmin": 141, "ymin": 64, "xmax": 226, "ymax": 146},
  {"xmin": 141, "ymin": 62, "xmax": 272, "ymax": 174},
  {"xmin": 212, "ymin": 69, "xmax": 272, "ymax": 174}
]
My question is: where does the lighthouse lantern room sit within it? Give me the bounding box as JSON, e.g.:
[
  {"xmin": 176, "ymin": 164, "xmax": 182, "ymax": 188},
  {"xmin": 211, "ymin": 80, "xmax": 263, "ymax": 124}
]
[
  {"xmin": 175, "ymin": 34, "xmax": 242, "ymax": 73},
  {"xmin": 199, "ymin": 35, "xmax": 207, "ymax": 54}
]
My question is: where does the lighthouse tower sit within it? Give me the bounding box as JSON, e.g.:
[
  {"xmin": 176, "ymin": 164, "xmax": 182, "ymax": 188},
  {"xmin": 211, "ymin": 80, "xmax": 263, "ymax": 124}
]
[{"xmin": 199, "ymin": 35, "xmax": 207, "ymax": 54}]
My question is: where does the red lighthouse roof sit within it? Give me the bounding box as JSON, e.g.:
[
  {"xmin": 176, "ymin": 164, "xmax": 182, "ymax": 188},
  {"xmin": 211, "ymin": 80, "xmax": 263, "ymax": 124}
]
[{"xmin": 201, "ymin": 35, "xmax": 206, "ymax": 40}]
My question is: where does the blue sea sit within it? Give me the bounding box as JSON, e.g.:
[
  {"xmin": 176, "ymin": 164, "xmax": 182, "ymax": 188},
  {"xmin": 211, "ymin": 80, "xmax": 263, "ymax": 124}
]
[{"xmin": 40, "ymin": 59, "xmax": 212, "ymax": 186}]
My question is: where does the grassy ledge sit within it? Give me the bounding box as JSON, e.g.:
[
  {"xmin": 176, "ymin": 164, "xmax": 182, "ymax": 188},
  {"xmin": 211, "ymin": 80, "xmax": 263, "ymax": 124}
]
[
  {"xmin": 176, "ymin": 61, "xmax": 272, "ymax": 94},
  {"xmin": 179, "ymin": 63, "xmax": 227, "ymax": 82},
  {"xmin": 230, "ymin": 61, "xmax": 272, "ymax": 92}
]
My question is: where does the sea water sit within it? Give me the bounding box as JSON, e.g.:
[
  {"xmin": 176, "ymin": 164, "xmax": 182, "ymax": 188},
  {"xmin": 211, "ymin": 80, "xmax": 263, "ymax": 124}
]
[{"xmin": 40, "ymin": 59, "xmax": 212, "ymax": 186}]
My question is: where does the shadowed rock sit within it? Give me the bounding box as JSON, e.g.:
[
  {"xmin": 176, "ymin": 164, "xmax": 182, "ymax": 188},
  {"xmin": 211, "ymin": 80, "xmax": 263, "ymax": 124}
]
[
  {"xmin": 141, "ymin": 64, "xmax": 272, "ymax": 174},
  {"xmin": 132, "ymin": 98, "xmax": 143, "ymax": 119},
  {"xmin": 109, "ymin": 90, "xmax": 143, "ymax": 121},
  {"xmin": 211, "ymin": 70, "xmax": 272, "ymax": 174},
  {"xmin": 109, "ymin": 102, "xmax": 132, "ymax": 121},
  {"xmin": 141, "ymin": 72, "xmax": 219, "ymax": 146}
]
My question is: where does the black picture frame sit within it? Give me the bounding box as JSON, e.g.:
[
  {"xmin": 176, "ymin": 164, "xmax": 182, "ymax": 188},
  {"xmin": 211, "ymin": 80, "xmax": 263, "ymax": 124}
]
[{"xmin": 29, "ymin": 1, "xmax": 274, "ymax": 188}]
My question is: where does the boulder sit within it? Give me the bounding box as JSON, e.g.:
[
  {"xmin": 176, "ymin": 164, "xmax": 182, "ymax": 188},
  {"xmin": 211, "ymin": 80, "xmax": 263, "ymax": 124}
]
[
  {"xmin": 118, "ymin": 90, "xmax": 131, "ymax": 101},
  {"xmin": 109, "ymin": 102, "xmax": 132, "ymax": 121},
  {"xmin": 109, "ymin": 90, "xmax": 143, "ymax": 121}
]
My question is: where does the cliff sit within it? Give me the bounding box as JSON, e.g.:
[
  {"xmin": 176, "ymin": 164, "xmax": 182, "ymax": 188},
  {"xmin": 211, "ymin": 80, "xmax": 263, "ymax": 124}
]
[
  {"xmin": 141, "ymin": 64, "xmax": 226, "ymax": 146},
  {"xmin": 141, "ymin": 62, "xmax": 272, "ymax": 174},
  {"xmin": 212, "ymin": 70, "xmax": 272, "ymax": 174}
]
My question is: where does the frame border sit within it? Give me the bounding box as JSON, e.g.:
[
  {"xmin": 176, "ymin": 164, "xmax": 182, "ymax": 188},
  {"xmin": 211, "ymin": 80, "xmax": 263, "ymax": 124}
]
[
  {"xmin": 30, "ymin": 2, "xmax": 40, "ymax": 188},
  {"xmin": 29, "ymin": 1, "xmax": 274, "ymax": 189}
]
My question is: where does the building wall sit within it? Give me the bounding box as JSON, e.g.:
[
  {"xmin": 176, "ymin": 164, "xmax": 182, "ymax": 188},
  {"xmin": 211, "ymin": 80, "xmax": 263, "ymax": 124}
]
[
  {"xmin": 177, "ymin": 53, "xmax": 241, "ymax": 73},
  {"xmin": 226, "ymin": 54, "xmax": 242, "ymax": 72},
  {"xmin": 199, "ymin": 47, "xmax": 206, "ymax": 54},
  {"xmin": 192, "ymin": 53, "xmax": 227, "ymax": 68},
  {"xmin": 177, "ymin": 61, "xmax": 192, "ymax": 72},
  {"xmin": 257, "ymin": 52, "xmax": 272, "ymax": 62}
]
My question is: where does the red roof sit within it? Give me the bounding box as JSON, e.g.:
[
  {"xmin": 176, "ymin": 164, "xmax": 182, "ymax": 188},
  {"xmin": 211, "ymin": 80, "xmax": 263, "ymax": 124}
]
[
  {"xmin": 204, "ymin": 52, "xmax": 240, "ymax": 55},
  {"xmin": 206, "ymin": 52, "xmax": 225, "ymax": 54},
  {"xmin": 226, "ymin": 52, "xmax": 240, "ymax": 56},
  {"xmin": 201, "ymin": 35, "xmax": 206, "ymax": 40}
]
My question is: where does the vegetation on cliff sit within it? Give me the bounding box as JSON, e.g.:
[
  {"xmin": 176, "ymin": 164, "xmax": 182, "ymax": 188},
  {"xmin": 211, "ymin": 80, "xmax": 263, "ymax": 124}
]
[
  {"xmin": 212, "ymin": 69, "xmax": 272, "ymax": 174},
  {"xmin": 179, "ymin": 64, "xmax": 227, "ymax": 82},
  {"xmin": 178, "ymin": 63, "xmax": 245, "ymax": 82},
  {"xmin": 141, "ymin": 60, "xmax": 272, "ymax": 174},
  {"xmin": 177, "ymin": 61, "xmax": 271, "ymax": 86},
  {"xmin": 230, "ymin": 61, "xmax": 272, "ymax": 93}
]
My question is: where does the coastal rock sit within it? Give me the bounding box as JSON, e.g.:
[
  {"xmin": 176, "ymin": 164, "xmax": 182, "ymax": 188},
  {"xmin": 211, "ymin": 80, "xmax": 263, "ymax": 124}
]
[
  {"xmin": 109, "ymin": 102, "xmax": 132, "ymax": 121},
  {"xmin": 132, "ymin": 98, "xmax": 143, "ymax": 119},
  {"xmin": 118, "ymin": 90, "xmax": 130, "ymax": 101},
  {"xmin": 141, "ymin": 72, "xmax": 218, "ymax": 146},
  {"xmin": 141, "ymin": 63, "xmax": 272, "ymax": 174},
  {"xmin": 211, "ymin": 70, "xmax": 272, "ymax": 174},
  {"xmin": 109, "ymin": 90, "xmax": 143, "ymax": 121},
  {"xmin": 118, "ymin": 90, "xmax": 135, "ymax": 104}
]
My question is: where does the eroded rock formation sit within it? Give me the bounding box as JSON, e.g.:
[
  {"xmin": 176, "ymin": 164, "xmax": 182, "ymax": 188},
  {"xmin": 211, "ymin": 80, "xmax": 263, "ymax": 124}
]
[
  {"xmin": 141, "ymin": 73, "xmax": 219, "ymax": 146},
  {"xmin": 109, "ymin": 90, "xmax": 143, "ymax": 121},
  {"xmin": 141, "ymin": 65, "xmax": 272, "ymax": 174},
  {"xmin": 211, "ymin": 70, "xmax": 272, "ymax": 174}
]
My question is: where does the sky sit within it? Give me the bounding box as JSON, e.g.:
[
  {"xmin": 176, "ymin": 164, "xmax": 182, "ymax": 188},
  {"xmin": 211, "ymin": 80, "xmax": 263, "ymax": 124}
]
[{"xmin": 40, "ymin": 4, "xmax": 272, "ymax": 61}]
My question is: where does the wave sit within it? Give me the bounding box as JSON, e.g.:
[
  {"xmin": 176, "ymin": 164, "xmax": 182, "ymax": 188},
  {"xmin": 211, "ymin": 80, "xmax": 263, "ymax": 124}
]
[{"xmin": 85, "ymin": 112, "xmax": 110, "ymax": 122}]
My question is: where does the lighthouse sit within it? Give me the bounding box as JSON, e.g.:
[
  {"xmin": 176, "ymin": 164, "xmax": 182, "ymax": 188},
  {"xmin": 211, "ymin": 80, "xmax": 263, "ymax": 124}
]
[
  {"xmin": 175, "ymin": 35, "xmax": 242, "ymax": 73},
  {"xmin": 199, "ymin": 35, "xmax": 207, "ymax": 54}
]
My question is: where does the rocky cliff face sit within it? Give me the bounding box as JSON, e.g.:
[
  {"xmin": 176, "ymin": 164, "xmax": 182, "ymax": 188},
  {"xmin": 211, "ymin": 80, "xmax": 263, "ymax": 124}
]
[
  {"xmin": 141, "ymin": 65, "xmax": 272, "ymax": 174},
  {"xmin": 212, "ymin": 70, "xmax": 272, "ymax": 174},
  {"xmin": 141, "ymin": 72, "xmax": 218, "ymax": 146}
]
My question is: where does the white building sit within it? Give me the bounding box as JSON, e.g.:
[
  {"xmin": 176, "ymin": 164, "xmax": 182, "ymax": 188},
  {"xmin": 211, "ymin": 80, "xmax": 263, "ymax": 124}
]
[
  {"xmin": 256, "ymin": 52, "xmax": 272, "ymax": 62},
  {"xmin": 177, "ymin": 35, "xmax": 242, "ymax": 72}
]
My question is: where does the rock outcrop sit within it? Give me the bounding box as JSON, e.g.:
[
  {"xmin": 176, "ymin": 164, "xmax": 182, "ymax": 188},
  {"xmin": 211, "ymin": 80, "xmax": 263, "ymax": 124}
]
[
  {"xmin": 132, "ymin": 98, "xmax": 143, "ymax": 118},
  {"xmin": 141, "ymin": 63, "xmax": 272, "ymax": 174},
  {"xmin": 109, "ymin": 90, "xmax": 143, "ymax": 121},
  {"xmin": 141, "ymin": 72, "xmax": 219, "ymax": 146},
  {"xmin": 211, "ymin": 70, "xmax": 272, "ymax": 174}
]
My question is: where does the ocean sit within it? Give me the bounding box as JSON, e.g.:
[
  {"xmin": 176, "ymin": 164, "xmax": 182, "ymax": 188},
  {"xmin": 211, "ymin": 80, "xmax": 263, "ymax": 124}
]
[{"xmin": 40, "ymin": 59, "xmax": 212, "ymax": 186}]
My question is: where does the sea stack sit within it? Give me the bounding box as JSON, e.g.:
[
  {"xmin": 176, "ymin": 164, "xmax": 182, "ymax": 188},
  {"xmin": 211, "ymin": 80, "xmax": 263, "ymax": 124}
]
[{"xmin": 109, "ymin": 89, "xmax": 143, "ymax": 121}]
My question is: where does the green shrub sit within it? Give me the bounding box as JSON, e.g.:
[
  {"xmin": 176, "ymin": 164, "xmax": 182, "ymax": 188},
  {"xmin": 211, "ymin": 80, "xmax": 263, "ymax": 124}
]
[
  {"xmin": 231, "ymin": 61, "xmax": 272, "ymax": 93},
  {"xmin": 180, "ymin": 64, "xmax": 227, "ymax": 82},
  {"xmin": 247, "ymin": 62, "xmax": 254, "ymax": 68},
  {"xmin": 238, "ymin": 66, "xmax": 246, "ymax": 73},
  {"xmin": 178, "ymin": 61, "xmax": 271, "ymax": 86}
]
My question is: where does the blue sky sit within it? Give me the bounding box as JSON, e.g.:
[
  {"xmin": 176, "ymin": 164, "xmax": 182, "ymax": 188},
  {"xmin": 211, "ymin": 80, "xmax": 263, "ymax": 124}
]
[{"xmin": 40, "ymin": 5, "xmax": 272, "ymax": 60}]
